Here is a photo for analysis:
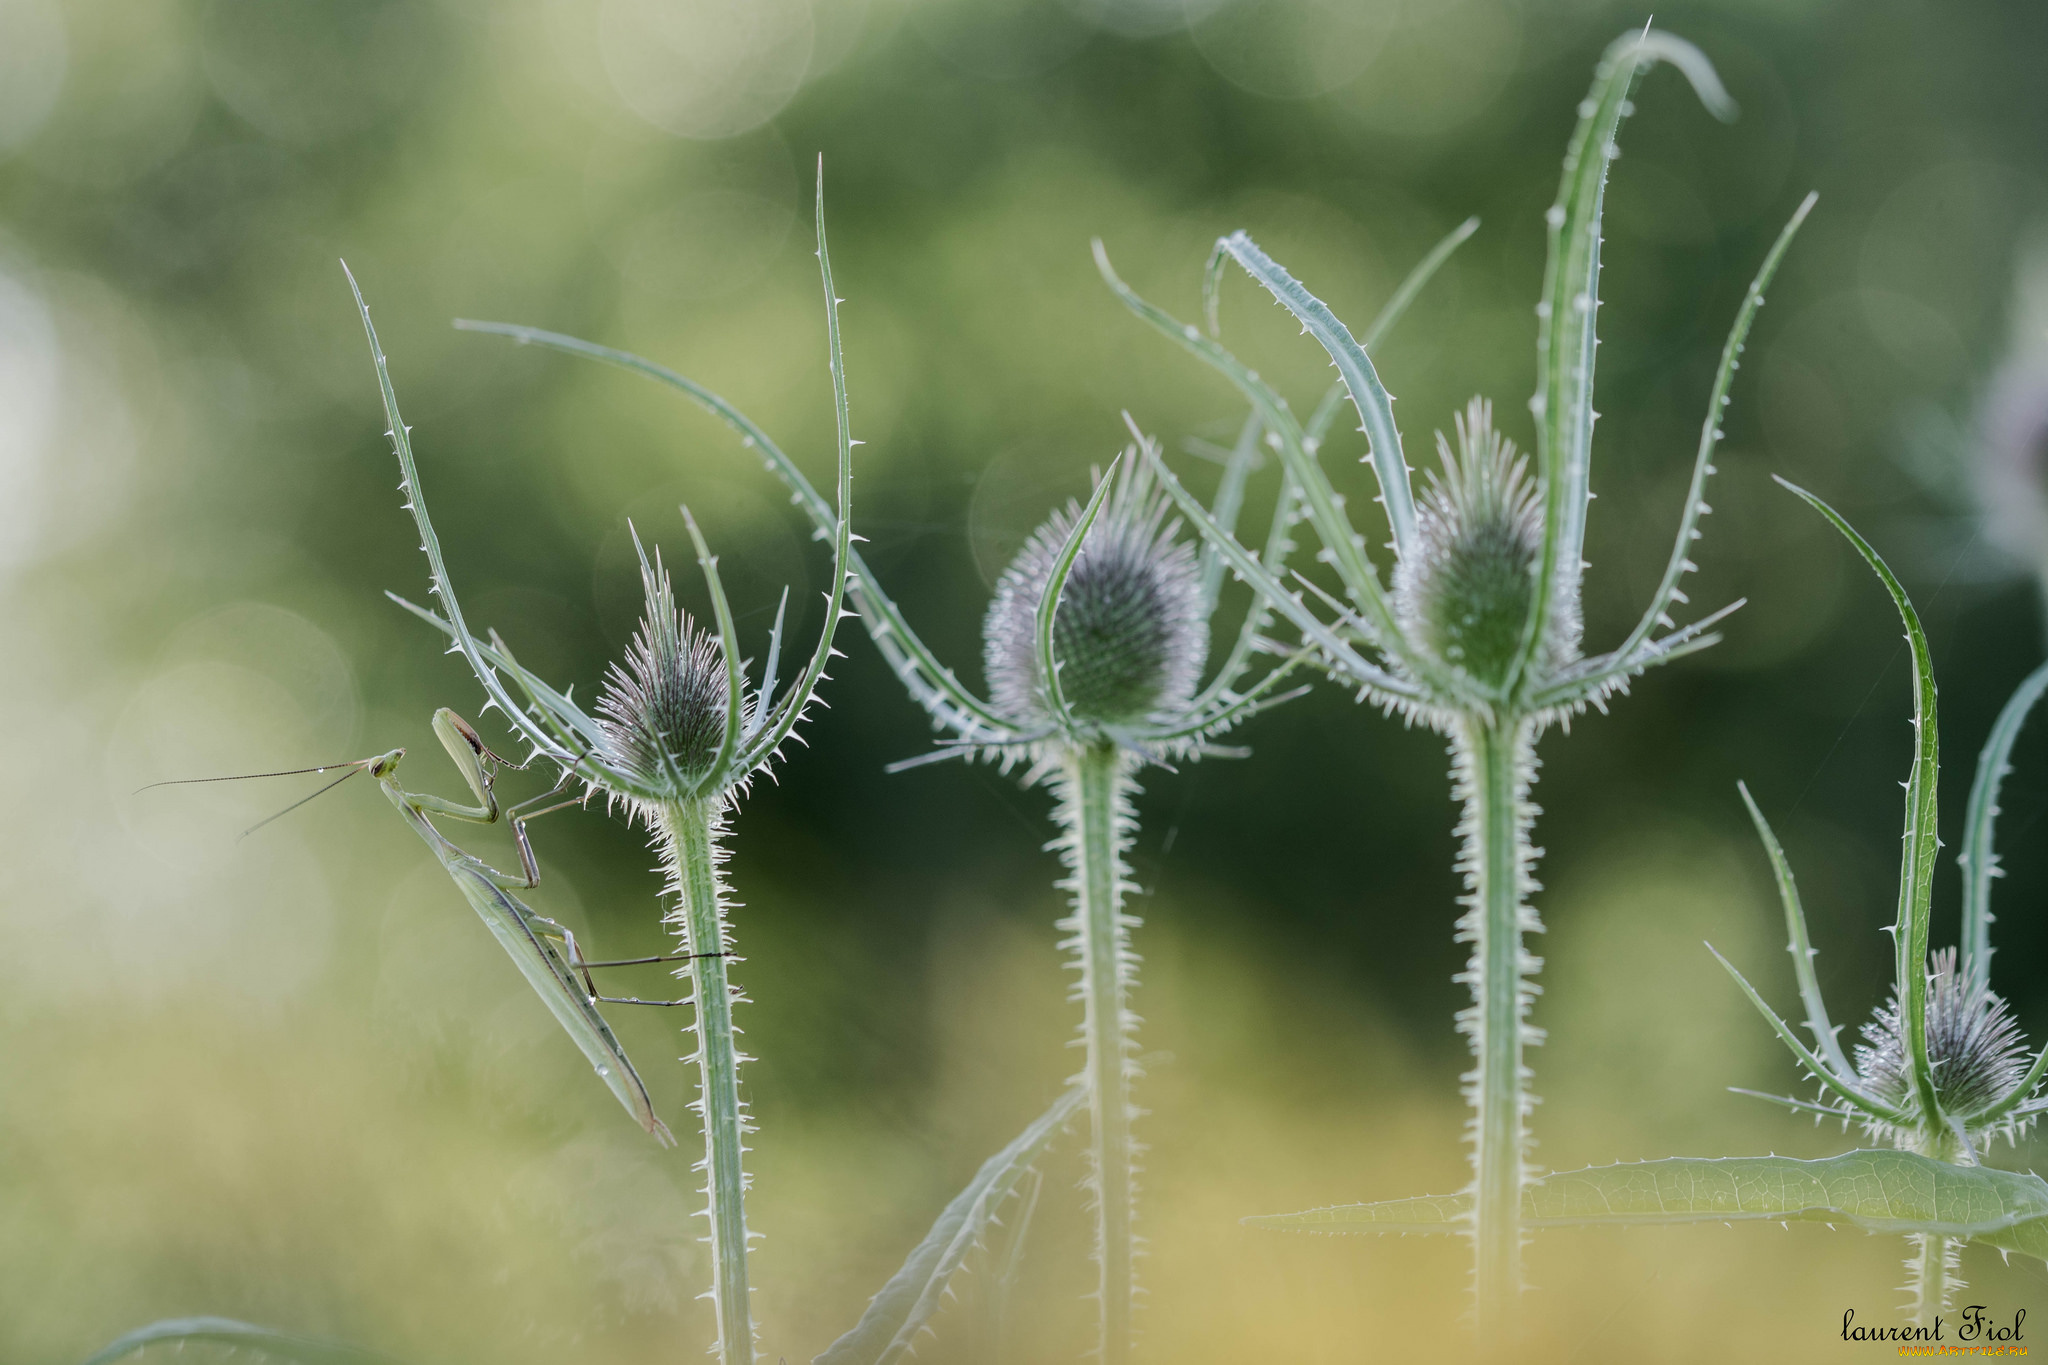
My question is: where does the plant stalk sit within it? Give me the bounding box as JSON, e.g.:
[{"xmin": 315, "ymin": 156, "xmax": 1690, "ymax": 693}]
[
  {"xmin": 1906, "ymin": 1233, "xmax": 1959, "ymax": 1329},
  {"xmin": 657, "ymin": 798, "xmax": 755, "ymax": 1365},
  {"xmin": 1452, "ymin": 714, "xmax": 1540, "ymax": 1339},
  {"xmin": 1056, "ymin": 741, "xmax": 1140, "ymax": 1364}
]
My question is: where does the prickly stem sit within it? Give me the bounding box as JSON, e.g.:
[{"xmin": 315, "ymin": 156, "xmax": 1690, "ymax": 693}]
[
  {"xmin": 1055, "ymin": 741, "xmax": 1141, "ymax": 1364},
  {"xmin": 1904, "ymin": 1233, "xmax": 1962, "ymax": 1329},
  {"xmin": 657, "ymin": 798, "xmax": 755, "ymax": 1364},
  {"xmin": 1452, "ymin": 715, "xmax": 1541, "ymax": 1340}
]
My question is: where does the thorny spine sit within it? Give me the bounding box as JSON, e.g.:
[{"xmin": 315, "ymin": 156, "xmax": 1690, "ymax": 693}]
[{"xmin": 1055, "ymin": 741, "xmax": 1143, "ymax": 1362}]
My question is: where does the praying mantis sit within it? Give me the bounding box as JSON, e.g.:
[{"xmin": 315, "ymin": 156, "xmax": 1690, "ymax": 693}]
[{"xmin": 147, "ymin": 705, "xmax": 717, "ymax": 1146}]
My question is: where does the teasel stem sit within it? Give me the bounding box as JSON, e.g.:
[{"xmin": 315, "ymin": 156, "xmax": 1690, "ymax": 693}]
[
  {"xmin": 1451, "ymin": 714, "xmax": 1542, "ymax": 1340},
  {"xmin": 1902, "ymin": 1123, "xmax": 1966, "ymax": 1329},
  {"xmin": 1054, "ymin": 740, "xmax": 1142, "ymax": 1363},
  {"xmin": 1905, "ymin": 1233, "xmax": 1962, "ymax": 1328},
  {"xmin": 656, "ymin": 797, "xmax": 755, "ymax": 1364}
]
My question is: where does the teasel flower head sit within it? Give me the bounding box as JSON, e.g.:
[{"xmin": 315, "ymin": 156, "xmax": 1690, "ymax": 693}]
[
  {"xmin": 1853, "ymin": 949, "xmax": 2032, "ymax": 1147},
  {"xmin": 984, "ymin": 457, "xmax": 1206, "ymax": 730},
  {"xmin": 596, "ymin": 533, "xmax": 752, "ymax": 797},
  {"xmin": 1395, "ymin": 399, "xmax": 1576, "ymax": 691}
]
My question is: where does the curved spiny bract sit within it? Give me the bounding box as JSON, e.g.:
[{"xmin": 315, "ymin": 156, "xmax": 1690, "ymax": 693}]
[
  {"xmin": 1959, "ymin": 659, "xmax": 2048, "ymax": 987},
  {"xmin": 1101, "ymin": 28, "xmax": 1799, "ymax": 1331},
  {"xmin": 349, "ymin": 168, "xmax": 856, "ymax": 1365},
  {"xmin": 1721, "ymin": 488, "xmax": 2048, "ymax": 1325}
]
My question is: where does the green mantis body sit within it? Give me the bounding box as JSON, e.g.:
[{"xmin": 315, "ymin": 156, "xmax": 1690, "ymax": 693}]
[
  {"xmin": 165, "ymin": 706, "xmax": 712, "ymax": 1145},
  {"xmin": 375, "ymin": 708, "xmax": 705, "ymax": 1145}
]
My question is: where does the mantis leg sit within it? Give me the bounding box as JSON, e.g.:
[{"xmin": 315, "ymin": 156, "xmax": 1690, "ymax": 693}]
[
  {"xmin": 391, "ymin": 707, "xmax": 579, "ymax": 888},
  {"xmin": 514, "ymin": 901, "xmax": 724, "ymax": 1007},
  {"xmin": 497, "ymin": 773, "xmax": 585, "ymax": 887},
  {"xmin": 394, "ymin": 766, "xmax": 581, "ymax": 890}
]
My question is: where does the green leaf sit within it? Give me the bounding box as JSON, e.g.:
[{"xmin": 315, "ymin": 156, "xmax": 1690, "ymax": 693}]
[
  {"xmin": 815, "ymin": 1084, "xmax": 1086, "ymax": 1365},
  {"xmin": 1959, "ymin": 659, "xmax": 2048, "ymax": 983},
  {"xmin": 1778, "ymin": 479, "xmax": 1944, "ymax": 1133},
  {"xmin": 80, "ymin": 1319, "xmax": 407, "ymax": 1365},
  {"xmin": 1246, "ymin": 1151, "xmax": 2048, "ymax": 1254},
  {"xmin": 1194, "ymin": 412, "xmax": 1264, "ymax": 617},
  {"xmin": 385, "ymin": 593, "xmax": 605, "ymax": 757},
  {"xmin": 1187, "ymin": 459, "xmax": 1303, "ymax": 718},
  {"xmin": 672, "ymin": 511, "xmax": 747, "ymax": 793}
]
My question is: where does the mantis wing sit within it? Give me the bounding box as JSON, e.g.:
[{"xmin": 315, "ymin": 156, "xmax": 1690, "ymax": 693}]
[{"xmin": 389, "ymin": 794, "xmax": 675, "ymax": 1145}]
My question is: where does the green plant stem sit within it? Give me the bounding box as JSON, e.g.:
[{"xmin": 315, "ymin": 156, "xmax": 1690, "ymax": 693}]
[
  {"xmin": 1056, "ymin": 741, "xmax": 1140, "ymax": 1365},
  {"xmin": 1453, "ymin": 714, "xmax": 1539, "ymax": 1339},
  {"xmin": 1906, "ymin": 1234, "xmax": 1958, "ymax": 1328},
  {"xmin": 657, "ymin": 798, "xmax": 754, "ymax": 1365}
]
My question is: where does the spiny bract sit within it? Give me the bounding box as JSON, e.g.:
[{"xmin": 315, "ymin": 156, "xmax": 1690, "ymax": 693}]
[
  {"xmin": 596, "ymin": 544, "xmax": 743, "ymax": 796},
  {"xmin": 984, "ymin": 461, "xmax": 1205, "ymax": 728},
  {"xmin": 1855, "ymin": 947, "xmax": 2032, "ymax": 1142},
  {"xmin": 1394, "ymin": 398, "xmax": 1577, "ymax": 690}
]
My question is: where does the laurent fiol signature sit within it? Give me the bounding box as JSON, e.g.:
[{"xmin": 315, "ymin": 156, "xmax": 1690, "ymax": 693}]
[{"xmin": 1842, "ymin": 1306, "xmax": 2027, "ymax": 1346}]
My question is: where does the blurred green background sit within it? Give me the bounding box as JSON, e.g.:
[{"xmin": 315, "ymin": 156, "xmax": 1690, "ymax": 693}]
[{"xmin": 5, "ymin": 0, "xmax": 2048, "ymax": 1360}]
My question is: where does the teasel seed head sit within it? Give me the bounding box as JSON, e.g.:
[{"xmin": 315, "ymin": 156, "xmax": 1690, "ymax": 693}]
[
  {"xmin": 1395, "ymin": 398, "xmax": 1573, "ymax": 689},
  {"xmin": 1854, "ymin": 947, "xmax": 2032, "ymax": 1142},
  {"xmin": 983, "ymin": 459, "xmax": 1206, "ymax": 729},
  {"xmin": 596, "ymin": 546, "xmax": 742, "ymax": 796}
]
